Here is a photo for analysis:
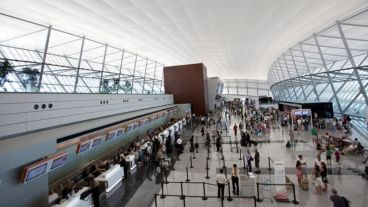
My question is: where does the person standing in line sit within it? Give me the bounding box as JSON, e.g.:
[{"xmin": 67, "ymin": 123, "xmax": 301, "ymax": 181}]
[
  {"xmin": 254, "ymin": 149, "xmax": 260, "ymax": 173},
  {"xmin": 245, "ymin": 150, "xmax": 253, "ymax": 172},
  {"xmin": 289, "ymin": 128, "xmax": 295, "ymax": 147},
  {"xmin": 233, "ymin": 124, "xmax": 238, "ymax": 137},
  {"xmin": 216, "ymin": 136, "xmax": 221, "ymax": 152},
  {"xmin": 311, "ymin": 125, "xmax": 318, "ymax": 145},
  {"xmin": 334, "ymin": 148, "xmax": 341, "ymax": 168},
  {"xmin": 120, "ymin": 154, "xmax": 128, "ymax": 180},
  {"xmin": 176, "ymin": 136, "xmax": 183, "ymax": 154},
  {"xmin": 298, "ymin": 155, "xmax": 307, "ymax": 176},
  {"xmin": 296, "ymin": 159, "xmax": 303, "ymax": 186},
  {"xmin": 330, "ymin": 188, "xmax": 349, "ymax": 207},
  {"xmin": 239, "ymin": 122, "xmax": 244, "ymax": 133},
  {"xmin": 320, "ymin": 161, "xmax": 328, "ymax": 192},
  {"xmin": 216, "ymin": 168, "xmax": 227, "ymax": 200},
  {"xmin": 326, "ymin": 145, "xmax": 333, "ymax": 165},
  {"xmin": 231, "ymin": 164, "xmax": 240, "ymax": 195}
]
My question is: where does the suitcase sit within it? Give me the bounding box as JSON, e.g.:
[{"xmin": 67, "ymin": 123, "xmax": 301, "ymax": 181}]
[{"xmin": 301, "ymin": 174, "xmax": 309, "ymax": 190}]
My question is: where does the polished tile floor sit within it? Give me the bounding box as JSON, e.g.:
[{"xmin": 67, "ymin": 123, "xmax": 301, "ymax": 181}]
[{"xmin": 108, "ymin": 115, "xmax": 368, "ymax": 207}]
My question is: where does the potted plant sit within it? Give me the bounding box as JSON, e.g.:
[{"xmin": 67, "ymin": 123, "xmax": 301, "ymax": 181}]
[
  {"xmin": 0, "ymin": 59, "xmax": 14, "ymax": 91},
  {"xmin": 19, "ymin": 67, "xmax": 40, "ymax": 92}
]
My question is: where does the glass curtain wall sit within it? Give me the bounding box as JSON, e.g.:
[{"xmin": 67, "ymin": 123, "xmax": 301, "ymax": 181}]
[
  {"xmin": 0, "ymin": 13, "xmax": 164, "ymax": 94},
  {"xmin": 222, "ymin": 79, "xmax": 271, "ymax": 97},
  {"xmin": 268, "ymin": 8, "xmax": 368, "ymax": 134}
]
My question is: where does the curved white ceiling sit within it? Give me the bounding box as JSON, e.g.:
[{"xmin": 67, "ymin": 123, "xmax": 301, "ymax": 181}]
[{"xmin": 0, "ymin": 0, "xmax": 368, "ymax": 80}]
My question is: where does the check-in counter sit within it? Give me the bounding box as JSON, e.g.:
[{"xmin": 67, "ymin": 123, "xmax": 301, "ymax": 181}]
[
  {"xmin": 94, "ymin": 164, "xmax": 124, "ymax": 198},
  {"xmin": 124, "ymin": 155, "xmax": 137, "ymax": 173},
  {"xmin": 53, "ymin": 187, "xmax": 92, "ymax": 207}
]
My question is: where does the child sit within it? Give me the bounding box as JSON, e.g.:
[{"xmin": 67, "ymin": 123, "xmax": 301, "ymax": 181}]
[{"xmin": 334, "ymin": 148, "xmax": 341, "ymax": 168}]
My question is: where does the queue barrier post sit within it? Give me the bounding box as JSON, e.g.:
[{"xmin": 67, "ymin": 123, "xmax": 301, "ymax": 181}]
[
  {"xmin": 180, "ymin": 182, "xmax": 185, "ymax": 200},
  {"xmin": 229, "ymin": 136, "xmax": 233, "ymax": 152},
  {"xmin": 186, "ymin": 167, "xmax": 190, "ymax": 182},
  {"xmin": 291, "ymin": 183, "xmax": 300, "ymax": 204},
  {"xmin": 190, "ymin": 156, "xmax": 193, "ymax": 168},
  {"xmin": 192, "ymin": 147, "xmax": 196, "ymax": 159},
  {"xmin": 256, "ymin": 183, "xmax": 262, "ymax": 202},
  {"xmin": 227, "ymin": 183, "xmax": 233, "ymax": 201},
  {"xmin": 268, "ymin": 157, "xmax": 271, "ymax": 171},
  {"xmin": 154, "ymin": 194, "xmax": 158, "ymax": 207},
  {"xmin": 160, "ymin": 181, "xmax": 165, "ymax": 199},
  {"xmin": 202, "ymin": 182, "xmax": 208, "ymax": 200}
]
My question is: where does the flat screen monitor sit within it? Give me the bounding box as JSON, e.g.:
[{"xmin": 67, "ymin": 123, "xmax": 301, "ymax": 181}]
[
  {"xmin": 50, "ymin": 153, "xmax": 68, "ymax": 170},
  {"xmin": 91, "ymin": 137, "xmax": 102, "ymax": 148},
  {"xmin": 25, "ymin": 163, "xmax": 48, "ymax": 182},
  {"xmin": 77, "ymin": 141, "xmax": 91, "ymax": 154}
]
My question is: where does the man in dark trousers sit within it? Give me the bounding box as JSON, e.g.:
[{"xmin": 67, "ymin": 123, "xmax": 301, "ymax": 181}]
[
  {"xmin": 216, "ymin": 168, "xmax": 227, "ymax": 200},
  {"xmin": 216, "ymin": 136, "xmax": 221, "ymax": 152}
]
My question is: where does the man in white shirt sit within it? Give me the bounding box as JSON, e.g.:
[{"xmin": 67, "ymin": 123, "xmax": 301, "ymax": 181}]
[
  {"xmin": 176, "ymin": 137, "xmax": 183, "ymax": 154},
  {"xmin": 216, "ymin": 168, "xmax": 227, "ymax": 200},
  {"xmin": 314, "ymin": 154, "xmax": 324, "ymax": 169}
]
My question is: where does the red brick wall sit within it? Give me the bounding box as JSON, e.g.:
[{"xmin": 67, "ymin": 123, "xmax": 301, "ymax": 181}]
[{"xmin": 164, "ymin": 63, "xmax": 208, "ymax": 116}]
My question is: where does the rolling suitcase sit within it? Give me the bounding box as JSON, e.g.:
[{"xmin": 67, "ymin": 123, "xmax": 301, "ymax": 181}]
[{"xmin": 302, "ymin": 174, "xmax": 309, "ymax": 190}]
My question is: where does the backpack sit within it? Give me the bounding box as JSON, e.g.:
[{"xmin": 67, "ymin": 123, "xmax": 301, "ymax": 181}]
[{"xmin": 342, "ymin": 196, "xmax": 350, "ymax": 207}]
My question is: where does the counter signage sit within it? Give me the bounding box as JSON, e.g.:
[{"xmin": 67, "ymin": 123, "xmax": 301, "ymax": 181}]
[
  {"xmin": 50, "ymin": 153, "xmax": 68, "ymax": 170},
  {"xmin": 77, "ymin": 141, "xmax": 92, "ymax": 154}
]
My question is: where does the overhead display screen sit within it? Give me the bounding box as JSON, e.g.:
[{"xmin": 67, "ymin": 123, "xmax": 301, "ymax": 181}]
[
  {"xmin": 25, "ymin": 163, "xmax": 48, "ymax": 182},
  {"xmin": 50, "ymin": 153, "xmax": 68, "ymax": 170},
  {"xmin": 91, "ymin": 137, "xmax": 102, "ymax": 148},
  {"xmin": 77, "ymin": 141, "xmax": 91, "ymax": 154}
]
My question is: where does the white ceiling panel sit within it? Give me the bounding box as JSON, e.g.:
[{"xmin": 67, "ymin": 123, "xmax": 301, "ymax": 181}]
[{"xmin": 0, "ymin": 0, "xmax": 367, "ymax": 80}]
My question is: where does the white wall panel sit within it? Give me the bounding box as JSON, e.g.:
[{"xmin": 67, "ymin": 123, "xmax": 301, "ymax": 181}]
[{"xmin": 0, "ymin": 93, "xmax": 173, "ymax": 138}]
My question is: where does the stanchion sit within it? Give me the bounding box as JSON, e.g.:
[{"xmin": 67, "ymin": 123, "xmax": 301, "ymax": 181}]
[
  {"xmin": 207, "ymin": 144, "xmax": 210, "ymax": 160},
  {"xmin": 229, "ymin": 136, "xmax": 233, "ymax": 152},
  {"xmin": 205, "ymin": 157, "xmax": 209, "ymax": 170},
  {"xmin": 164, "ymin": 169, "xmax": 168, "ymax": 184},
  {"xmin": 291, "ymin": 183, "xmax": 300, "ymax": 204},
  {"xmin": 243, "ymin": 157, "xmax": 246, "ymax": 171},
  {"xmin": 222, "ymin": 156, "xmax": 226, "ymax": 169},
  {"xmin": 236, "ymin": 144, "xmax": 239, "ymax": 153},
  {"xmin": 154, "ymin": 194, "xmax": 158, "ymax": 207},
  {"xmin": 239, "ymin": 148, "xmax": 242, "ymax": 160},
  {"xmin": 180, "ymin": 182, "xmax": 185, "ymax": 200},
  {"xmin": 268, "ymin": 157, "xmax": 271, "ymax": 171},
  {"xmin": 227, "ymin": 183, "xmax": 233, "ymax": 201},
  {"xmin": 202, "ymin": 182, "xmax": 208, "ymax": 200},
  {"xmin": 190, "ymin": 156, "xmax": 193, "ymax": 168},
  {"xmin": 192, "ymin": 147, "xmax": 196, "ymax": 159},
  {"xmin": 221, "ymin": 147, "xmax": 224, "ymax": 160},
  {"xmin": 186, "ymin": 167, "xmax": 190, "ymax": 182},
  {"xmin": 256, "ymin": 183, "xmax": 262, "ymax": 202},
  {"xmin": 160, "ymin": 182, "xmax": 165, "ymax": 199}
]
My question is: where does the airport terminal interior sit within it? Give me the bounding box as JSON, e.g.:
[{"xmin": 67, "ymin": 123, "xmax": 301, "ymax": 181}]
[{"xmin": 1, "ymin": 1, "xmax": 368, "ymax": 207}]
